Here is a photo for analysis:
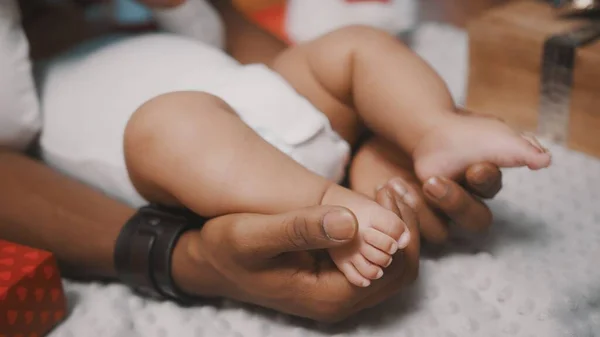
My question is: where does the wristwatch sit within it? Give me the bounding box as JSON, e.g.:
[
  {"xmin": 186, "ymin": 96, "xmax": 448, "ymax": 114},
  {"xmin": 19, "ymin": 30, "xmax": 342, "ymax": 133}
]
[{"xmin": 114, "ymin": 204, "xmax": 208, "ymax": 304}]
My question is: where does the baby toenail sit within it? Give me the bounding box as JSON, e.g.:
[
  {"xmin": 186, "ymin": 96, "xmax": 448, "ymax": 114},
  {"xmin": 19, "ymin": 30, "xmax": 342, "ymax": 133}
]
[
  {"xmin": 521, "ymin": 132, "xmax": 549, "ymax": 153},
  {"xmin": 361, "ymin": 280, "xmax": 371, "ymax": 287},
  {"xmin": 389, "ymin": 242, "xmax": 399, "ymax": 255},
  {"xmin": 424, "ymin": 177, "xmax": 448, "ymax": 200},
  {"xmin": 375, "ymin": 269, "xmax": 384, "ymax": 279},
  {"xmin": 397, "ymin": 230, "xmax": 411, "ymax": 249},
  {"xmin": 385, "ymin": 258, "xmax": 393, "ymax": 268}
]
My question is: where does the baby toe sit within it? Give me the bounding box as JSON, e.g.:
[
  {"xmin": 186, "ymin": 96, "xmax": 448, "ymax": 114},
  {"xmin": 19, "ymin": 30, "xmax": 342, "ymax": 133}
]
[
  {"xmin": 369, "ymin": 209, "xmax": 409, "ymax": 244},
  {"xmin": 338, "ymin": 261, "xmax": 371, "ymax": 287},
  {"xmin": 527, "ymin": 152, "xmax": 552, "ymax": 170},
  {"xmin": 363, "ymin": 228, "xmax": 398, "ymax": 255},
  {"xmin": 359, "ymin": 238, "xmax": 393, "ymax": 268},
  {"xmin": 352, "ymin": 254, "xmax": 384, "ymax": 280},
  {"xmin": 520, "ymin": 133, "xmax": 552, "ymax": 169}
]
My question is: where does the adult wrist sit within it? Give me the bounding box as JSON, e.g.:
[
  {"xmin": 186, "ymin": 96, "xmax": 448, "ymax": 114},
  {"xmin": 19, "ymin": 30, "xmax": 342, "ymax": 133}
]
[
  {"xmin": 170, "ymin": 229, "xmax": 224, "ymax": 298},
  {"xmin": 113, "ymin": 205, "xmax": 213, "ymax": 303}
]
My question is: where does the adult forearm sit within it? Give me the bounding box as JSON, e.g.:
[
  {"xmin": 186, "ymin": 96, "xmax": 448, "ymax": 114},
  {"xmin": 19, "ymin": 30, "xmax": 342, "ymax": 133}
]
[
  {"xmin": 212, "ymin": 0, "xmax": 287, "ymax": 64},
  {"xmin": 0, "ymin": 150, "xmax": 134, "ymax": 279},
  {"xmin": 0, "ymin": 149, "xmax": 221, "ymax": 297}
]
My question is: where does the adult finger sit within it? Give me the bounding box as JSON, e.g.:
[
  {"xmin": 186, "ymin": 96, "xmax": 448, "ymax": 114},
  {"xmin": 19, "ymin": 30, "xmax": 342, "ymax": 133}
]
[
  {"xmin": 454, "ymin": 108, "xmax": 504, "ymax": 198},
  {"xmin": 376, "ymin": 178, "xmax": 449, "ymax": 244},
  {"xmin": 423, "ymin": 176, "xmax": 493, "ymax": 232},
  {"xmin": 229, "ymin": 206, "xmax": 358, "ymax": 258},
  {"xmin": 464, "ymin": 162, "xmax": 503, "ymax": 199}
]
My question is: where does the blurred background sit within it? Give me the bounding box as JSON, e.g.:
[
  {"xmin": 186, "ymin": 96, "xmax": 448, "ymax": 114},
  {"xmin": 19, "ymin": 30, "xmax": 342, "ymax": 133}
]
[{"xmin": 20, "ymin": 0, "xmax": 518, "ymax": 60}]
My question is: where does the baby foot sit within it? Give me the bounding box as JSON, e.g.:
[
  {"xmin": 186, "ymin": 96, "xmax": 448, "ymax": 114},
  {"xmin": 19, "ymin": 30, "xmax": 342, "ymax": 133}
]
[
  {"xmin": 321, "ymin": 184, "xmax": 410, "ymax": 287},
  {"xmin": 413, "ymin": 113, "xmax": 552, "ymax": 181}
]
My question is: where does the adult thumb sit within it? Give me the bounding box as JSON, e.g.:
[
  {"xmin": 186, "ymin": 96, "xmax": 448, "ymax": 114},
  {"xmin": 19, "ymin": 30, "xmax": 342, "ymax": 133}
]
[{"xmin": 245, "ymin": 206, "xmax": 358, "ymax": 257}]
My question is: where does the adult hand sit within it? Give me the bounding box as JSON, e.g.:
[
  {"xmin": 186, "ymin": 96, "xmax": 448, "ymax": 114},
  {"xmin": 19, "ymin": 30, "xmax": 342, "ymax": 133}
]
[
  {"xmin": 171, "ymin": 200, "xmax": 419, "ymax": 322},
  {"xmin": 351, "ymin": 136, "xmax": 502, "ymax": 244}
]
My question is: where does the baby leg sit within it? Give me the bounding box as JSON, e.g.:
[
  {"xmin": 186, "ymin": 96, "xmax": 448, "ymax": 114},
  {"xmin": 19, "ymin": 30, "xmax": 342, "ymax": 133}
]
[
  {"xmin": 125, "ymin": 91, "xmax": 409, "ymax": 287},
  {"xmin": 271, "ymin": 26, "xmax": 551, "ymax": 182}
]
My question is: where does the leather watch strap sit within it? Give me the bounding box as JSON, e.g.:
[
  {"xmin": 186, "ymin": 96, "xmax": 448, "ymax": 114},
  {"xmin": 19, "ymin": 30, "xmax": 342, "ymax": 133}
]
[{"xmin": 114, "ymin": 204, "xmax": 207, "ymax": 303}]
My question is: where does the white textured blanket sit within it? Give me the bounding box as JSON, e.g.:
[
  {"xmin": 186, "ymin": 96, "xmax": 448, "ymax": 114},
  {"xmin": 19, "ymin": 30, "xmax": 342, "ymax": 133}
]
[{"xmin": 50, "ymin": 24, "xmax": 600, "ymax": 337}]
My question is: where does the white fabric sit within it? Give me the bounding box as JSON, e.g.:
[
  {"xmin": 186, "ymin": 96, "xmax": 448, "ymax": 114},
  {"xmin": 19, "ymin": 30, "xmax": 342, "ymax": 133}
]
[
  {"xmin": 44, "ymin": 23, "xmax": 600, "ymax": 337},
  {"xmin": 152, "ymin": 0, "xmax": 224, "ymax": 50},
  {"xmin": 0, "ymin": 0, "xmax": 42, "ymax": 151},
  {"xmin": 37, "ymin": 34, "xmax": 350, "ymax": 206},
  {"xmin": 286, "ymin": 0, "xmax": 418, "ymax": 43}
]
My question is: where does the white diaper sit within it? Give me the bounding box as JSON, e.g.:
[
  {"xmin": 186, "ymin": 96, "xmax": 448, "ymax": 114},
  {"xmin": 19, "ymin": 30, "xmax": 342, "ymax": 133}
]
[
  {"xmin": 209, "ymin": 64, "xmax": 351, "ymax": 185},
  {"xmin": 38, "ymin": 34, "xmax": 350, "ymax": 207}
]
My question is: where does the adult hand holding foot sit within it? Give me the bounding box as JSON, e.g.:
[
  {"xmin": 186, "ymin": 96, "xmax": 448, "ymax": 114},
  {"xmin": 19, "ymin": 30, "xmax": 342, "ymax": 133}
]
[
  {"xmin": 351, "ymin": 136, "xmax": 502, "ymax": 243},
  {"xmin": 0, "ymin": 150, "xmax": 418, "ymax": 323},
  {"xmin": 171, "ymin": 203, "xmax": 419, "ymax": 322}
]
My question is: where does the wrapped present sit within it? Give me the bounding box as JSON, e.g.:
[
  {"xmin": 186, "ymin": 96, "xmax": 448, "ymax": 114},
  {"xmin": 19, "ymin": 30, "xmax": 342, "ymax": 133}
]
[
  {"xmin": 466, "ymin": 1, "xmax": 600, "ymax": 158},
  {"xmin": 0, "ymin": 240, "xmax": 67, "ymax": 336}
]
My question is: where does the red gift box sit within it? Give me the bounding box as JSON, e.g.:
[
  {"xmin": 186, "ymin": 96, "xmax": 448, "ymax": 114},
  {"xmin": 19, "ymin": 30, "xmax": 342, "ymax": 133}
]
[{"xmin": 0, "ymin": 240, "xmax": 67, "ymax": 336}]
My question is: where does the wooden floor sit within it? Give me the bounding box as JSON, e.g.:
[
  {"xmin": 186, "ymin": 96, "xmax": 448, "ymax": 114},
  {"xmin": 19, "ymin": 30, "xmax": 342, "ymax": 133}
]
[{"xmin": 419, "ymin": 0, "xmax": 521, "ymax": 27}]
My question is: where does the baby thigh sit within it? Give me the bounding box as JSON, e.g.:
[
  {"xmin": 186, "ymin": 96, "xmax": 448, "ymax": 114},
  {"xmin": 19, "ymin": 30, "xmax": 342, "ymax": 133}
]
[
  {"xmin": 125, "ymin": 90, "xmax": 337, "ymax": 217},
  {"xmin": 124, "ymin": 65, "xmax": 357, "ymax": 216},
  {"xmin": 37, "ymin": 33, "xmax": 352, "ymax": 215}
]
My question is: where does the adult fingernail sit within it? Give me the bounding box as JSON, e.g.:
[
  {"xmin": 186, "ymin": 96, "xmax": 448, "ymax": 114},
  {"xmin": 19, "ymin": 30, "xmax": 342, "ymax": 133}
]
[
  {"xmin": 323, "ymin": 210, "xmax": 356, "ymax": 241},
  {"xmin": 468, "ymin": 166, "xmax": 492, "ymax": 187},
  {"xmin": 401, "ymin": 193, "xmax": 419, "ymax": 210},
  {"xmin": 424, "ymin": 177, "xmax": 449, "ymax": 200},
  {"xmin": 391, "ymin": 180, "xmax": 418, "ymax": 210},
  {"xmin": 397, "ymin": 229, "xmax": 411, "ymax": 249},
  {"xmin": 390, "ymin": 180, "xmax": 408, "ymax": 196}
]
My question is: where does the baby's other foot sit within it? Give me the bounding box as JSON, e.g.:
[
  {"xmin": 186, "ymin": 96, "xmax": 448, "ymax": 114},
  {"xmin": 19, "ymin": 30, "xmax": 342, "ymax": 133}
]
[
  {"xmin": 413, "ymin": 113, "xmax": 552, "ymax": 181},
  {"xmin": 321, "ymin": 184, "xmax": 410, "ymax": 287}
]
